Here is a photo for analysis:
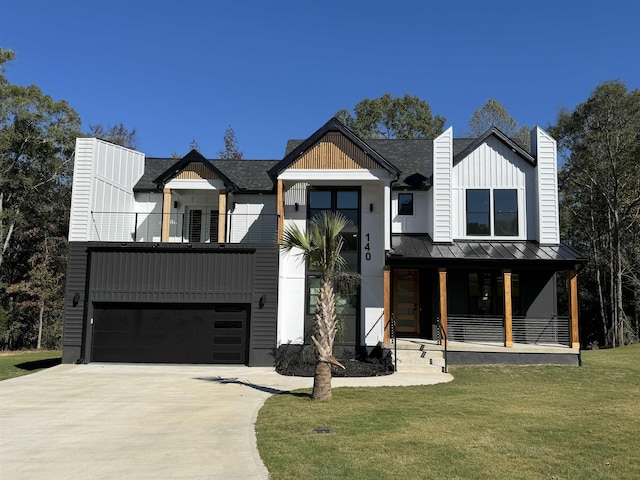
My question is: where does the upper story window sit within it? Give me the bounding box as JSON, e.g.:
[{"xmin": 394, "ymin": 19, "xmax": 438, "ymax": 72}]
[
  {"xmin": 308, "ymin": 188, "xmax": 359, "ymax": 271},
  {"xmin": 466, "ymin": 189, "xmax": 518, "ymax": 237},
  {"xmin": 398, "ymin": 193, "xmax": 414, "ymax": 215}
]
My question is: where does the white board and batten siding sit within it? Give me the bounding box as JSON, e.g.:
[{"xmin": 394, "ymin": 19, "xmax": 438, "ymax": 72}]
[
  {"xmin": 391, "ymin": 190, "xmax": 430, "ymax": 234},
  {"xmin": 68, "ymin": 138, "xmax": 145, "ymax": 242},
  {"xmin": 452, "ymin": 136, "xmax": 532, "ymax": 240},
  {"xmin": 432, "ymin": 128, "xmax": 453, "ymax": 243},
  {"xmin": 228, "ymin": 194, "xmax": 277, "ymax": 244},
  {"xmin": 532, "ymin": 127, "xmax": 560, "ymax": 244}
]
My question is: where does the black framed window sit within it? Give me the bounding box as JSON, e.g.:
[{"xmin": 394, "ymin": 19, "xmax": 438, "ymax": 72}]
[
  {"xmin": 494, "ymin": 189, "xmax": 518, "ymax": 236},
  {"xmin": 468, "ymin": 272, "xmax": 520, "ymax": 316},
  {"xmin": 308, "ymin": 188, "xmax": 359, "ymax": 271},
  {"xmin": 307, "ymin": 275, "xmax": 357, "ymax": 316},
  {"xmin": 398, "ymin": 193, "xmax": 413, "ymax": 215},
  {"xmin": 466, "ymin": 189, "xmax": 519, "ymax": 236},
  {"xmin": 466, "ymin": 190, "xmax": 490, "ymax": 235}
]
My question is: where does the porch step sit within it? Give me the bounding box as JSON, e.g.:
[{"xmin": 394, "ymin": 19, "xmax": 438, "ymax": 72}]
[{"xmin": 390, "ymin": 344, "xmax": 446, "ymax": 373}]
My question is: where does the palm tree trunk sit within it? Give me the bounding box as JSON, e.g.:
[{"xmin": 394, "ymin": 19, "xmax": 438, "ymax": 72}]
[
  {"xmin": 312, "ymin": 362, "xmax": 332, "ymax": 401},
  {"xmin": 311, "ymin": 275, "xmax": 337, "ymax": 401}
]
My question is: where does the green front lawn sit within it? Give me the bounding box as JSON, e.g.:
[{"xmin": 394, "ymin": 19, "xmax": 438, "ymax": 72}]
[
  {"xmin": 257, "ymin": 345, "xmax": 640, "ymax": 480},
  {"xmin": 0, "ymin": 350, "xmax": 62, "ymax": 381}
]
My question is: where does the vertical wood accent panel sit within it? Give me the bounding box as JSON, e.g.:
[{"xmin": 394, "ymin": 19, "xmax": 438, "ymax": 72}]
[
  {"xmin": 218, "ymin": 189, "xmax": 226, "ymax": 243},
  {"xmin": 503, "ymin": 269, "xmax": 513, "ymax": 347},
  {"xmin": 290, "ymin": 133, "xmax": 378, "ymax": 170},
  {"xmin": 175, "ymin": 163, "xmax": 218, "ymax": 180},
  {"xmin": 438, "ymin": 268, "xmax": 448, "ymax": 345},
  {"xmin": 161, "ymin": 188, "xmax": 171, "ymax": 242},
  {"xmin": 569, "ymin": 269, "xmax": 579, "ymax": 348},
  {"xmin": 277, "ymin": 180, "xmax": 284, "ymax": 242},
  {"xmin": 383, "ymin": 266, "xmax": 391, "ymax": 343}
]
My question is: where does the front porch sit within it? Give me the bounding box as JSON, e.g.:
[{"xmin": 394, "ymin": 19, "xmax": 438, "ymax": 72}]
[{"xmin": 392, "ymin": 337, "xmax": 580, "ymax": 368}]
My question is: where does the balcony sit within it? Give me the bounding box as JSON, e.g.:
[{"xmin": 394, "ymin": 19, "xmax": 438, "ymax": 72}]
[{"xmin": 89, "ymin": 212, "xmax": 278, "ymax": 244}]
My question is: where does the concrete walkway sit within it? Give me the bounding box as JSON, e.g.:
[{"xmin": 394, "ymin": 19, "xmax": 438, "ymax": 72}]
[{"xmin": 0, "ymin": 363, "xmax": 452, "ymax": 479}]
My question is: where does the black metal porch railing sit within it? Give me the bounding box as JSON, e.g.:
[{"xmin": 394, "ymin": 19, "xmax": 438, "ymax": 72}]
[
  {"xmin": 390, "ymin": 313, "xmax": 397, "ymax": 372},
  {"xmin": 436, "ymin": 315, "xmax": 448, "ymax": 373},
  {"xmin": 447, "ymin": 314, "xmax": 570, "ymax": 346},
  {"xmin": 89, "ymin": 212, "xmax": 278, "ymax": 244}
]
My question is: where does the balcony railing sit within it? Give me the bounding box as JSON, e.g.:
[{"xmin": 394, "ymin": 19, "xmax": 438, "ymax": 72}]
[{"xmin": 89, "ymin": 212, "xmax": 278, "ymax": 244}]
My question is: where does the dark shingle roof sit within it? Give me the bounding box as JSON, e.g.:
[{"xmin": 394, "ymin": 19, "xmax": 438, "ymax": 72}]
[
  {"xmin": 212, "ymin": 160, "xmax": 279, "ymax": 192},
  {"xmin": 390, "ymin": 234, "xmax": 586, "ymax": 264},
  {"xmin": 285, "ymin": 137, "xmax": 477, "ymax": 189},
  {"xmin": 134, "ymin": 158, "xmax": 278, "ymax": 192}
]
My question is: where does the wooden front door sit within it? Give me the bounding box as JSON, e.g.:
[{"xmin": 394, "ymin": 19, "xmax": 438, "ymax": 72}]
[{"xmin": 393, "ymin": 269, "xmax": 419, "ymax": 333}]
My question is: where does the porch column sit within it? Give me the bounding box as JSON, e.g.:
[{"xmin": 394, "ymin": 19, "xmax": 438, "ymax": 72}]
[
  {"xmin": 217, "ymin": 189, "xmax": 226, "ymax": 243},
  {"xmin": 384, "ymin": 266, "xmax": 391, "ymax": 343},
  {"xmin": 277, "ymin": 179, "xmax": 284, "ymax": 243},
  {"xmin": 503, "ymin": 269, "xmax": 513, "ymax": 347},
  {"xmin": 568, "ymin": 269, "xmax": 580, "ymax": 348},
  {"xmin": 161, "ymin": 188, "xmax": 171, "ymax": 242},
  {"xmin": 438, "ymin": 268, "xmax": 448, "ymax": 345}
]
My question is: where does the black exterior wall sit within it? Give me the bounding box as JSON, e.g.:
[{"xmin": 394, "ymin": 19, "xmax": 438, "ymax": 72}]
[{"xmin": 62, "ymin": 242, "xmax": 278, "ymax": 366}]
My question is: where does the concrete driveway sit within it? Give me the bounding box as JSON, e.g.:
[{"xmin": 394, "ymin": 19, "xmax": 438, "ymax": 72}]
[{"xmin": 0, "ymin": 363, "xmax": 452, "ymax": 479}]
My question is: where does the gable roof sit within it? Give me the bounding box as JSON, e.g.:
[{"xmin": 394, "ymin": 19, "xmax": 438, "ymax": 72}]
[
  {"xmin": 453, "ymin": 127, "xmax": 536, "ymax": 166},
  {"xmin": 152, "ymin": 149, "xmax": 237, "ymax": 189},
  {"xmin": 268, "ymin": 117, "xmax": 400, "ymax": 178},
  {"xmin": 134, "ymin": 157, "xmax": 278, "ymax": 193}
]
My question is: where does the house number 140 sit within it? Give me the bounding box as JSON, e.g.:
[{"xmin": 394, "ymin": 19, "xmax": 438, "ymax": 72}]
[{"xmin": 364, "ymin": 233, "xmax": 371, "ymax": 261}]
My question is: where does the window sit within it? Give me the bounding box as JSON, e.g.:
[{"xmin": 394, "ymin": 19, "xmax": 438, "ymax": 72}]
[
  {"xmin": 466, "ymin": 190, "xmax": 490, "ymax": 235},
  {"xmin": 188, "ymin": 209, "xmax": 202, "ymax": 242},
  {"xmin": 466, "ymin": 189, "xmax": 518, "ymax": 237},
  {"xmin": 307, "ymin": 275, "xmax": 357, "ymax": 316},
  {"xmin": 494, "ymin": 190, "xmax": 518, "ymax": 236},
  {"xmin": 308, "ymin": 188, "xmax": 359, "ymax": 271},
  {"xmin": 398, "ymin": 193, "xmax": 413, "ymax": 215},
  {"xmin": 468, "ymin": 272, "xmax": 520, "ymax": 316}
]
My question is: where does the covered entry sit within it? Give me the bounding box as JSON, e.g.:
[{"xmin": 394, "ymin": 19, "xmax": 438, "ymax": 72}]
[{"xmin": 92, "ymin": 303, "xmax": 248, "ymax": 364}]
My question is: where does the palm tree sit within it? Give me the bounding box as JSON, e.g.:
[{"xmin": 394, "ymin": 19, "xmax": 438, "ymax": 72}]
[{"xmin": 281, "ymin": 210, "xmax": 348, "ymax": 401}]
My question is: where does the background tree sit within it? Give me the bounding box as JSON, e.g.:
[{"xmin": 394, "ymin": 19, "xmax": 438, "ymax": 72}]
[
  {"xmin": 87, "ymin": 123, "xmax": 137, "ymax": 149},
  {"xmin": 551, "ymin": 80, "xmax": 640, "ymax": 347},
  {"xmin": 0, "ymin": 47, "xmax": 81, "ymax": 349},
  {"xmin": 281, "ymin": 211, "xmax": 349, "ymax": 401},
  {"xmin": 468, "ymin": 98, "xmax": 530, "ymax": 146},
  {"xmin": 218, "ymin": 126, "xmax": 242, "ymax": 159},
  {"xmin": 336, "ymin": 93, "xmax": 446, "ymax": 139}
]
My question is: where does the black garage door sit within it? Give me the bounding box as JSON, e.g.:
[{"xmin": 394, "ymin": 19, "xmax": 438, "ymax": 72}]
[{"xmin": 92, "ymin": 303, "xmax": 248, "ymax": 364}]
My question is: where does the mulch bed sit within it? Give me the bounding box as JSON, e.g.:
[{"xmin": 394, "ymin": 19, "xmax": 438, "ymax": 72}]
[{"xmin": 274, "ymin": 344, "xmax": 394, "ymax": 377}]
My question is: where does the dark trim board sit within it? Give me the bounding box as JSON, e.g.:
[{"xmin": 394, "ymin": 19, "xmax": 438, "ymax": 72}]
[
  {"xmin": 447, "ymin": 350, "xmax": 579, "ymax": 366},
  {"xmin": 62, "ymin": 242, "xmax": 278, "ymax": 366}
]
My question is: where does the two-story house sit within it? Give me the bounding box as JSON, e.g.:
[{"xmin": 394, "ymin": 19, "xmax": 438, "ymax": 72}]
[{"xmin": 62, "ymin": 117, "xmax": 584, "ymax": 367}]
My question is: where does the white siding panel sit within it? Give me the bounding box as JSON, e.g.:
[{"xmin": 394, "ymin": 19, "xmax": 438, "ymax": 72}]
[
  {"xmin": 229, "ymin": 194, "xmax": 277, "ymax": 243},
  {"xmin": 432, "ymin": 127, "xmax": 453, "ymax": 243},
  {"xmin": 134, "ymin": 192, "xmax": 162, "ymax": 242},
  {"xmin": 391, "ymin": 191, "xmax": 429, "ymax": 233},
  {"xmin": 452, "ymin": 136, "xmax": 533, "ymax": 240},
  {"xmin": 69, "ymin": 139, "xmax": 145, "ymax": 241},
  {"xmin": 277, "ymin": 250, "xmax": 306, "ymax": 345},
  {"xmin": 68, "ymin": 138, "xmax": 97, "ymax": 241},
  {"xmin": 533, "ymin": 127, "xmax": 560, "ymax": 244}
]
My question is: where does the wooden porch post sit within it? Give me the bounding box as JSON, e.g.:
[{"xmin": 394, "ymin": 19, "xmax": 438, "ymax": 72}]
[
  {"xmin": 568, "ymin": 269, "xmax": 580, "ymax": 349},
  {"xmin": 384, "ymin": 266, "xmax": 391, "ymax": 343},
  {"xmin": 217, "ymin": 189, "xmax": 226, "ymax": 243},
  {"xmin": 277, "ymin": 179, "xmax": 284, "ymax": 243},
  {"xmin": 503, "ymin": 269, "xmax": 513, "ymax": 347},
  {"xmin": 438, "ymin": 268, "xmax": 448, "ymax": 345},
  {"xmin": 161, "ymin": 188, "xmax": 171, "ymax": 242}
]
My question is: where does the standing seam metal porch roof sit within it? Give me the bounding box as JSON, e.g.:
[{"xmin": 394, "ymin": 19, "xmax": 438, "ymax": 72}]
[{"xmin": 389, "ymin": 235, "xmax": 586, "ymax": 264}]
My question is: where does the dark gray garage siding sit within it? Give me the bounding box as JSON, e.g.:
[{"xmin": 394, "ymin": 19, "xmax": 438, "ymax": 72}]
[{"xmin": 62, "ymin": 242, "xmax": 278, "ymax": 366}]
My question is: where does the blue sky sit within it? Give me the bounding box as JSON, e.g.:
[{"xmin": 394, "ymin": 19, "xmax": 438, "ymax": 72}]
[{"xmin": 2, "ymin": 0, "xmax": 639, "ymax": 159}]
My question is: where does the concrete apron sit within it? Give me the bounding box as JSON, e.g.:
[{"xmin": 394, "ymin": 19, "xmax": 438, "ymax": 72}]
[{"xmin": 0, "ymin": 364, "xmax": 452, "ymax": 480}]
